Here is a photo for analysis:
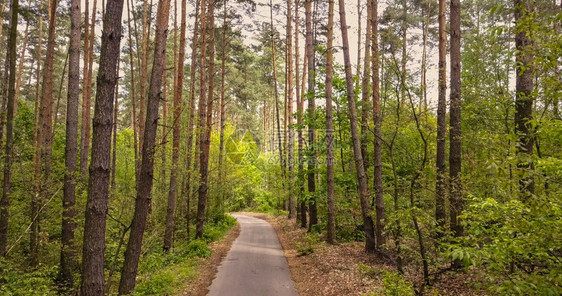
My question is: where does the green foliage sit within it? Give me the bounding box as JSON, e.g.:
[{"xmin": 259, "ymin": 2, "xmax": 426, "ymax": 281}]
[
  {"xmin": 0, "ymin": 260, "xmax": 58, "ymax": 296},
  {"xmin": 295, "ymin": 233, "xmax": 321, "ymax": 256},
  {"xmin": 365, "ymin": 271, "xmax": 415, "ymax": 296},
  {"xmin": 186, "ymin": 240, "xmax": 212, "ymax": 259}
]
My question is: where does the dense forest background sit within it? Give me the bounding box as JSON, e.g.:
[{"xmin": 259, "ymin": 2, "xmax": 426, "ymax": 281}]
[{"xmin": 0, "ymin": 0, "xmax": 560, "ymax": 295}]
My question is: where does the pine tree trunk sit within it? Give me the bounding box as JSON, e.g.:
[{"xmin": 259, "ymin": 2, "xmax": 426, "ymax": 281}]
[
  {"xmin": 127, "ymin": 0, "xmax": 140, "ymax": 178},
  {"xmin": 81, "ymin": 0, "xmax": 124, "ymax": 294},
  {"xmin": 325, "ymin": 0, "xmax": 336, "ymax": 245},
  {"xmin": 514, "ymin": 0, "xmax": 535, "ymax": 198},
  {"xmin": 60, "ymin": 0, "xmax": 80, "ymax": 288},
  {"xmin": 295, "ymin": 0, "xmax": 307, "ymax": 228},
  {"xmin": 32, "ymin": 0, "xmax": 58, "ymax": 267},
  {"xmin": 371, "ymin": 0, "xmax": 386, "ymax": 249},
  {"xmin": 119, "ymin": 0, "xmax": 171, "ymax": 293},
  {"xmin": 111, "ymin": 60, "xmax": 120, "ymax": 191},
  {"xmin": 195, "ymin": 0, "xmax": 208, "ymax": 239},
  {"xmin": 435, "ymin": 0, "xmax": 447, "ymax": 233},
  {"xmin": 0, "ymin": 0, "xmax": 18, "ymax": 257},
  {"xmin": 338, "ymin": 0, "xmax": 376, "ymax": 253},
  {"xmin": 360, "ymin": 0, "xmax": 372, "ymax": 177},
  {"xmin": 218, "ymin": 0, "xmax": 227, "ymax": 207},
  {"xmin": 165, "ymin": 0, "xmax": 187, "ymax": 252},
  {"xmin": 139, "ymin": 0, "xmax": 150, "ymax": 154},
  {"xmin": 287, "ymin": 0, "xmax": 296, "ymax": 219},
  {"xmin": 449, "ymin": 0, "xmax": 463, "ymax": 238},
  {"xmin": 30, "ymin": 0, "xmax": 44, "ymax": 266},
  {"xmin": 80, "ymin": 0, "xmax": 98, "ymax": 178},
  {"xmin": 182, "ymin": 0, "xmax": 200, "ymax": 241},
  {"xmin": 305, "ymin": 0, "xmax": 317, "ymax": 229},
  {"xmin": 13, "ymin": 21, "xmax": 29, "ymax": 113}
]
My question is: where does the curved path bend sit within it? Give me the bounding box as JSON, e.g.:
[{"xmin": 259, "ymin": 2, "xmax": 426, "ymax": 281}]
[{"xmin": 207, "ymin": 214, "xmax": 298, "ymax": 296}]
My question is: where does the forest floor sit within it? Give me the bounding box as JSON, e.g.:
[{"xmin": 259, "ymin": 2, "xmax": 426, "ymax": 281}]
[
  {"xmin": 179, "ymin": 222, "xmax": 241, "ymax": 296},
  {"xmin": 242, "ymin": 212, "xmax": 483, "ymax": 296}
]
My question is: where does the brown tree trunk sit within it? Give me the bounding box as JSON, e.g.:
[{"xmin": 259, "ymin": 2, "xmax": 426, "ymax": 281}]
[
  {"xmin": 59, "ymin": 0, "xmax": 80, "ymax": 289},
  {"xmin": 435, "ymin": 0, "xmax": 447, "ymax": 233},
  {"xmin": 271, "ymin": 0, "xmax": 286, "ymax": 202},
  {"xmin": 371, "ymin": 0, "xmax": 386, "ymax": 249},
  {"xmin": 119, "ymin": 0, "xmax": 171, "ymax": 293},
  {"xmin": 305, "ymin": 0, "xmax": 317, "ymax": 229},
  {"xmin": 295, "ymin": 0, "xmax": 307, "ymax": 228},
  {"xmin": 195, "ymin": 0, "xmax": 208, "ymax": 239},
  {"xmin": 0, "ymin": 0, "xmax": 18, "ymax": 257},
  {"xmin": 165, "ymin": 0, "xmax": 187, "ymax": 252},
  {"xmin": 514, "ymin": 0, "xmax": 535, "ymax": 198},
  {"xmin": 111, "ymin": 59, "xmax": 120, "ymax": 191},
  {"xmin": 299, "ymin": 43, "xmax": 307, "ymax": 229},
  {"xmin": 127, "ymin": 0, "xmax": 139, "ymax": 176},
  {"xmin": 287, "ymin": 0, "xmax": 296, "ymax": 219},
  {"xmin": 338, "ymin": 0, "xmax": 376, "ymax": 253},
  {"xmin": 360, "ymin": 0, "xmax": 372, "ymax": 177},
  {"xmin": 182, "ymin": 0, "xmax": 200, "ymax": 241},
  {"xmin": 325, "ymin": 0, "xmax": 336, "ymax": 245},
  {"xmin": 449, "ymin": 0, "xmax": 463, "ymax": 238},
  {"xmin": 80, "ymin": 0, "xmax": 98, "ymax": 178},
  {"xmin": 32, "ymin": 0, "xmax": 58, "ymax": 267},
  {"xmin": 218, "ymin": 0, "xmax": 227, "ymax": 207},
  {"xmin": 29, "ymin": 0, "xmax": 44, "ymax": 266},
  {"xmin": 80, "ymin": 0, "xmax": 125, "ymax": 294},
  {"xmin": 138, "ymin": 0, "xmax": 150, "ymax": 154}
]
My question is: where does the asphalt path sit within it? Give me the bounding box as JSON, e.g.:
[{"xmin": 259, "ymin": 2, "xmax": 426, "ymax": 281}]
[{"xmin": 207, "ymin": 214, "xmax": 298, "ymax": 296}]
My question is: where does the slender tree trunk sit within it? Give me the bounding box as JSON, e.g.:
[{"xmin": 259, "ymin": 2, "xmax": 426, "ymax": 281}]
[
  {"xmin": 435, "ymin": 0, "xmax": 447, "ymax": 233},
  {"xmin": 325, "ymin": 0, "xmax": 336, "ymax": 245},
  {"xmin": 449, "ymin": 0, "xmax": 463, "ymax": 238},
  {"xmin": 420, "ymin": 6, "xmax": 429, "ymax": 112},
  {"xmin": 127, "ymin": 0, "xmax": 140, "ymax": 177},
  {"xmin": 305, "ymin": 0, "xmax": 317, "ymax": 229},
  {"xmin": 111, "ymin": 60, "xmax": 120, "ymax": 191},
  {"xmin": 182, "ymin": 0, "xmax": 200, "ymax": 241},
  {"xmin": 195, "ymin": 0, "xmax": 208, "ymax": 239},
  {"xmin": 356, "ymin": 0, "xmax": 362, "ymax": 82},
  {"xmin": 139, "ymin": 0, "xmax": 150, "ymax": 154},
  {"xmin": 371, "ymin": 0, "xmax": 385, "ymax": 249},
  {"xmin": 271, "ymin": 0, "xmax": 286, "ymax": 200},
  {"xmin": 59, "ymin": 0, "xmax": 80, "ymax": 288},
  {"xmin": 81, "ymin": 0, "xmax": 124, "ymax": 294},
  {"xmin": 218, "ymin": 0, "xmax": 228, "ymax": 208},
  {"xmin": 119, "ymin": 0, "xmax": 171, "ymax": 293},
  {"xmin": 360, "ymin": 0, "xmax": 372, "ymax": 180},
  {"xmin": 29, "ymin": 0, "xmax": 44, "ymax": 266},
  {"xmin": 32, "ymin": 0, "xmax": 58, "ymax": 267},
  {"xmin": 299, "ymin": 44, "xmax": 307, "ymax": 229},
  {"xmin": 514, "ymin": 0, "xmax": 535, "ymax": 198},
  {"xmin": 295, "ymin": 0, "xmax": 307, "ymax": 228},
  {"xmin": 287, "ymin": 0, "xmax": 296, "ymax": 219},
  {"xmin": 338, "ymin": 0, "xmax": 376, "ymax": 253},
  {"xmin": 0, "ymin": 0, "xmax": 18, "ymax": 257},
  {"xmin": 165, "ymin": 0, "xmax": 187, "ymax": 252},
  {"xmin": 81, "ymin": 0, "xmax": 98, "ymax": 178},
  {"xmin": 52, "ymin": 51, "xmax": 69, "ymax": 138}
]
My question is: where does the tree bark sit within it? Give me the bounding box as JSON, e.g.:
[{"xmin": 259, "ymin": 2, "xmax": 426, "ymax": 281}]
[
  {"xmin": 119, "ymin": 0, "xmax": 171, "ymax": 293},
  {"xmin": 360, "ymin": 0, "xmax": 372, "ymax": 177},
  {"xmin": 80, "ymin": 0, "xmax": 98, "ymax": 178},
  {"xmin": 218, "ymin": 0, "xmax": 228, "ymax": 208},
  {"xmin": 165, "ymin": 0, "xmax": 187, "ymax": 251},
  {"xmin": 60, "ymin": 0, "xmax": 80, "ymax": 288},
  {"xmin": 182, "ymin": 0, "xmax": 200, "ymax": 241},
  {"xmin": 449, "ymin": 0, "xmax": 463, "ymax": 238},
  {"xmin": 13, "ymin": 20, "xmax": 29, "ymax": 113},
  {"xmin": 32, "ymin": 0, "xmax": 58, "ymax": 267},
  {"xmin": 80, "ymin": 0, "xmax": 124, "ymax": 294},
  {"xmin": 325, "ymin": 0, "xmax": 336, "ymax": 245},
  {"xmin": 287, "ymin": 0, "xmax": 296, "ymax": 219},
  {"xmin": 305, "ymin": 0, "xmax": 317, "ymax": 229},
  {"xmin": 435, "ymin": 0, "xmax": 447, "ymax": 233},
  {"xmin": 139, "ymin": 0, "xmax": 150, "ymax": 154},
  {"xmin": 295, "ymin": 0, "xmax": 307, "ymax": 228},
  {"xmin": 338, "ymin": 0, "xmax": 377, "ymax": 253},
  {"xmin": 0, "ymin": 0, "xmax": 18, "ymax": 257},
  {"xmin": 371, "ymin": 0, "xmax": 385, "ymax": 249},
  {"xmin": 195, "ymin": 0, "xmax": 208, "ymax": 239},
  {"xmin": 126, "ymin": 0, "xmax": 139, "ymax": 172},
  {"xmin": 514, "ymin": 0, "xmax": 535, "ymax": 198}
]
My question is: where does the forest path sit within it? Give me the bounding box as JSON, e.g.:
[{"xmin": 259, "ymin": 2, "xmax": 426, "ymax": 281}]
[{"xmin": 207, "ymin": 214, "xmax": 298, "ymax": 296}]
